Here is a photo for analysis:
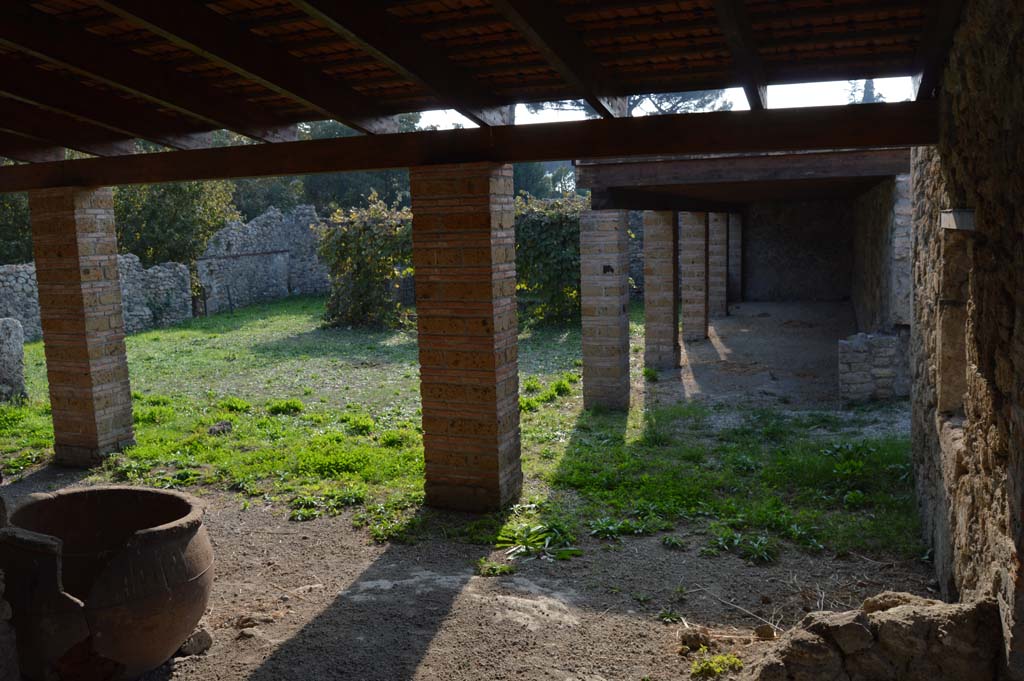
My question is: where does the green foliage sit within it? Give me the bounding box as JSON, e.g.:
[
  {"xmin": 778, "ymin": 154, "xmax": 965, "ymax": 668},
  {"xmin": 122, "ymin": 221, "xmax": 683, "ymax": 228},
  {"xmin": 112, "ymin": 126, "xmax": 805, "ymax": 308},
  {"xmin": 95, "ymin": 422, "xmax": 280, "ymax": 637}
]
[
  {"xmin": 318, "ymin": 191, "xmax": 412, "ymax": 329},
  {"xmin": 690, "ymin": 649, "xmax": 744, "ymax": 679},
  {"xmin": 267, "ymin": 398, "xmax": 304, "ymax": 416},
  {"xmin": 643, "ymin": 367, "xmax": 659, "ymax": 382},
  {"xmin": 495, "ymin": 523, "xmax": 581, "ymax": 561},
  {"xmin": 115, "ymin": 180, "xmax": 239, "ymax": 266},
  {"xmin": 217, "ymin": 397, "xmax": 252, "ymax": 413},
  {"xmin": 0, "ymin": 188, "xmax": 30, "ymax": 265},
  {"xmin": 514, "ymin": 193, "xmax": 588, "ymax": 324}
]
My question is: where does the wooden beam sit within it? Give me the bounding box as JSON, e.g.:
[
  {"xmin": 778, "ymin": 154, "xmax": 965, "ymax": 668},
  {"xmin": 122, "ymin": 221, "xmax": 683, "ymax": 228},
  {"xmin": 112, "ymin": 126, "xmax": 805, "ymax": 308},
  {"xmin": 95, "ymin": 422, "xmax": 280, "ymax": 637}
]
[
  {"xmin": 0, "ymin": 59, "xmax": 212, "ymax": 150},
  {"xmin": 491, "ymin": 0, "xmax": 627, "ymax": 118},
  {"xmin": 590, "ymin": 188, "xmax": 739, "ymax": 212},
  {"xmin": 289, "ymin": 1, "xmax": 513, "ymax": 127},
  {"xmin": 576, "ymin": 149, "xmax": 911, "ymax": 189},
  {"xmin": 0, "ymin": 131, "xmax": 64, "ymax": 163},
  {"xmin": 0, "ymin": 7, "xmax": 296, "ymax": 144},
  {"xmin": 0, "ymin": 99, "xmax": 136, "ymax": 157},
  {"xmin": 0, "ymin": 101, "xmax": 938, "ymax": 193},
  {"xmin": 714, "ymin": 0, "xmax": 768, "ymax": 110},
  {"xmin": 96, "ymin": 0, "xmax": 401, "ymax": 135},
  {"xmin": 913, "ymin": 0, "xmax": 966, "ymax": 100}
]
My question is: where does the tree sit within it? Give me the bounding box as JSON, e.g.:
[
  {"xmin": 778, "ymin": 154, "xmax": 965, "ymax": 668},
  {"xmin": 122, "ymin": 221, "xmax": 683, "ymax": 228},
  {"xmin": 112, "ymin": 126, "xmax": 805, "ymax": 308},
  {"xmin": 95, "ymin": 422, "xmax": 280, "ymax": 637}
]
[
  {"xmin": 514, "ymin": 162, "xmax": 553, "ymax": 197},
  {"xmin": 848, "ymin": 79, "xmax": 885, "ymax": 104},
  {"xmin": 114, "ymin": 180, "xmax": 239, "ymax": 267},
  {"xmin": 0, "ymin": 189, "xmax": 30, "ymax": 265},
  {"xmin": 527, "ymin": 90, "xmax": 732, "ymax": 118}
]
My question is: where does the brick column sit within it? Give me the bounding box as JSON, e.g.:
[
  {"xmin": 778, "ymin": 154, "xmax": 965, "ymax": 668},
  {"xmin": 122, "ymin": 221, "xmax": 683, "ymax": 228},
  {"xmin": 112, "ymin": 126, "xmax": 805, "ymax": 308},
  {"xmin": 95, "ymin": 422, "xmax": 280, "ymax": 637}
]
[
  {"xmin": 410, "ymin": 163, "xmax": 522, "ymax": 512},
  {"xmin": 29, "ymin": 187, "xmax": 134, "ymax": 466},
  {"xmin": 727, "ymin": 212, "xmax": 742, "ymax": 303},
  {"xmin": 581, "ymin": 209, "xmax": 630, "ymax": 411},
  {"xmin": 708, "ymin": 212, "xmax": 728, "ymax": 318},
  {"xmin": 643, "ymin": 210, "xmax": 680, "ymax": 370},
  {"xmin": 679, "ymin": 211, "xmax": 709, "ymax": 341}
]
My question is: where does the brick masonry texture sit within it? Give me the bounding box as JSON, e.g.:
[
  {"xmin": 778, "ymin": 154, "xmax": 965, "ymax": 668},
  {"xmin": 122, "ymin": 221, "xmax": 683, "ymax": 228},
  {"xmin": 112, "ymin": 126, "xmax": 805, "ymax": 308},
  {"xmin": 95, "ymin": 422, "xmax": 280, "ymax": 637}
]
[
  {"xmin": 910, "ymin": 0, "xmax": 1024, "ymax": 673},
  {"xmin": 708, "ymin": 212, "xmax": 728, "ymax": 318},
  {"xmin": 743, "ymin": 199, "xmax": 852, "ymax": 301},
  {"xmin": 410, "ymin": 163, "xmax": 522, "ymax": 512},
  {"xmin": 727, "ymin": 213, "xmax": 742, "ymax": 303},
  {"xmin": 197, "ymin": 205, "xmax": 328, "ymax": 314},
  {"xmin": 679, "ymin": 211, "xmax": 708, "ymax": 341},
  {"xmin": 643, "ymin": 211, "xmax": 680, "ymax": 370},
  {"xmin": 581, "ymin": 209, "xmax": 630, "ymax": 410},
  {"xmin": 0, "ymin": 256, "xmax": 191, "ymax": 342},
  {"xmin": 0, "ymin": 318, "xmax": 25, "ymax": 402},
  {"xmin": 29, "ymin": 187, "xmax": 134, "ymax": 466}
]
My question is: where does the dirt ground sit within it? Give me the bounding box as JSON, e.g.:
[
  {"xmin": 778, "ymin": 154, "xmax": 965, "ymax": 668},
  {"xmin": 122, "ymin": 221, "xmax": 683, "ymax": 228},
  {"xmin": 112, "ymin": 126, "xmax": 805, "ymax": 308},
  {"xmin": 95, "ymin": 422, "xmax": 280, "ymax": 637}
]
[{"xmin": 0, "ymin": 302, "xmax": 933, "ymax": 680}]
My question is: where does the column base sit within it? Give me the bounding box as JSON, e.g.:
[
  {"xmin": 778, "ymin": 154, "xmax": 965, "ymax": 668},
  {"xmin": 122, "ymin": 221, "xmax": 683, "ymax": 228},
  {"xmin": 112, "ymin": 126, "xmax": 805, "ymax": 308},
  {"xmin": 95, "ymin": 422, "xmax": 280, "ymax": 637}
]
[{"xmin": 54, "ymin": 437, "xmax": 135, "ymax": 468}]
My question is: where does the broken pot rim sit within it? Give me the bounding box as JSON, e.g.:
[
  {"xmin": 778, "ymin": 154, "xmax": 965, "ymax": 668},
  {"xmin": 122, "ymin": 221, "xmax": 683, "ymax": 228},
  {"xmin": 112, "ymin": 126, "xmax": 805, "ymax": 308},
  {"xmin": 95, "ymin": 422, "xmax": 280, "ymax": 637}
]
[{"xmin": 7, "ymin": 484, "xmax": 206, "ymax": 544}]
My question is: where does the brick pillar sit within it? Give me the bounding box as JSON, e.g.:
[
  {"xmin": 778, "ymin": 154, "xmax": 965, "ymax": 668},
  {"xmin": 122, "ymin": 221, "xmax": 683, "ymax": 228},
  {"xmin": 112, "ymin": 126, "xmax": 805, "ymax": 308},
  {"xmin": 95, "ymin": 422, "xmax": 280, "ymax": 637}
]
[
  {"xmin": 679, "ymin": 211, "xmax": 709, "ymax": 341},
  {"xmin": 643, "ymin": 210, "xmax": 680, "ymax": 369},
  {"xmin": 581, "ymin": 209, "xmax": 630, "ymax": 411},
  {"xmin": 708, "ymin": 212, "xmax": 728, "ymax": 318},
  {"xmin": 29, "ymin": 187, "xmax": 134, "ymax": 466},
  {"xmin": 410, "ymin": 163, "xmax": 522, "ymax": 512},
  {"xmin": 727, "ymin": 212, "xmax": 742, "ymax": 303}
]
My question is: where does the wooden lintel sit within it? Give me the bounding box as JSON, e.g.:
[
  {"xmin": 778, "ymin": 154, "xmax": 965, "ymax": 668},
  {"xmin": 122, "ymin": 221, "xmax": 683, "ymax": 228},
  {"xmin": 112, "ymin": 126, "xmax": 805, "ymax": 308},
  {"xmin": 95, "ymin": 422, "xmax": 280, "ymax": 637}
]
[
  {"xmin": 0, "ymin": 101, "xmax": 938, "ymax": 192},
  {"xmin": 576, "ymin": 148, "xmax": 911, "ymax": 189},
  {"xmin": 590, "ymin": 188, "xmax": 740, "ymax": 212}
]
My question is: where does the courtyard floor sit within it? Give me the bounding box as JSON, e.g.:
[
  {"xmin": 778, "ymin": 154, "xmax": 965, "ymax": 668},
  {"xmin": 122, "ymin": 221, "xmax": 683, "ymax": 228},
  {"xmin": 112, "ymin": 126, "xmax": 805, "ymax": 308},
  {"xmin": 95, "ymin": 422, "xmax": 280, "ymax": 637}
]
[{"xmin": 0, "ymin": 297, "xmax": 933, "ymax": 680}]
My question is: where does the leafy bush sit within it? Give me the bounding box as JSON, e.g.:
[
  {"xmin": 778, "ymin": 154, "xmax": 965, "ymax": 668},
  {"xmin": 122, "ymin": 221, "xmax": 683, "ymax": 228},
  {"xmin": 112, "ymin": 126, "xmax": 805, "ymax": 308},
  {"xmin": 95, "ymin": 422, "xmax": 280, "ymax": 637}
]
[
  {"xmin": 318, "ymin": 191, "xmax": 412, "ymax": 329},
  {"xmin": 514, "ymin": 193, "xmax": 588, "ymax": 324},
  {"xmin": 267, "ymin": 398, "xmax": 303, "ymax": 416}
]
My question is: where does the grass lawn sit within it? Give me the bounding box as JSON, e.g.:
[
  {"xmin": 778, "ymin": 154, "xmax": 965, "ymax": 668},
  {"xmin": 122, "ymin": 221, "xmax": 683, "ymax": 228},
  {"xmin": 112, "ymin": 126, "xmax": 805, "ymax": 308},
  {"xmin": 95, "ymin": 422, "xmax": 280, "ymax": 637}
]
[{"xmin": 0, "ymin": 296, "xmax": 921, "ymax": 560}]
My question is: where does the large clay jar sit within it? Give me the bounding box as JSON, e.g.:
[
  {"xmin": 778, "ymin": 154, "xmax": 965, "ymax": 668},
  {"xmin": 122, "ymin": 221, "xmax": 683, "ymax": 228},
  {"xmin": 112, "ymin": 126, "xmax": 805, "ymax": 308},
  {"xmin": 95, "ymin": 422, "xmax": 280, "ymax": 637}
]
[{"xmin": 0, "ymin": 486, "xmax": 214, "ymax": 680}]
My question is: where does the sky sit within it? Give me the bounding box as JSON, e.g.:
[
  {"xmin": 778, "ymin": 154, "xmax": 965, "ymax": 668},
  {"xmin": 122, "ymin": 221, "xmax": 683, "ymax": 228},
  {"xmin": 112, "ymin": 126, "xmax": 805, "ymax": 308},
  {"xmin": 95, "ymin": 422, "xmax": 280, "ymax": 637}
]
[{"xmin": 417, "ymin": 77, "xmax": 915, "ymax": 130}]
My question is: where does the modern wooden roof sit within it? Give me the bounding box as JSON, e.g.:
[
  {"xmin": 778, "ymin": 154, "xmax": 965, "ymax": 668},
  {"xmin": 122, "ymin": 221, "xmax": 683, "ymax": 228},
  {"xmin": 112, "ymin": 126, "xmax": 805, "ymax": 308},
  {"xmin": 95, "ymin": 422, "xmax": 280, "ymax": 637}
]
[{"xmin": 0, "ymin": 1, "xmax": 962, "ymax": 190}]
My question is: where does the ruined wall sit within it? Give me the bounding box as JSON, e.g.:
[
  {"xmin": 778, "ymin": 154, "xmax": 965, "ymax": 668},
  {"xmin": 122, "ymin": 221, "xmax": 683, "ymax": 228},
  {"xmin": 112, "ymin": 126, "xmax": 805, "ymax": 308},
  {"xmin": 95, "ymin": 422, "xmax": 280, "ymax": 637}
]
[
  {"xmin": 838, "ymin": 330, "xmax": 910, "ymax": 403},
  {"xmin": 197, "ymin": 206, "xmax": 327, "ymax": 314},
  {"xmin": 850, "ymin": 174, "xmax": 912, "ymax": 332},
  {"xmin": 743, "ymin": 199, "xmax": 853, "ymax": 301},
  {"xmin": 911, "ymin": 0, "xmax": 1024, "ymax": 673},
  {"xmin": 0, "ymin": 256, "xmax": 191, "ymax": 341}
]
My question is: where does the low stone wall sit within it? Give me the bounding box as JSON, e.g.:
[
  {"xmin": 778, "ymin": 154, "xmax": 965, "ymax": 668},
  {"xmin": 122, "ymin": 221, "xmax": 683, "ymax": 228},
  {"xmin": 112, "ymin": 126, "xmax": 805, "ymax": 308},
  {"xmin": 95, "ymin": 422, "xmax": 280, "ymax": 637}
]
[
  {"xmin": 197, "ymin": 206, "xmax": 328, "ymax": 314},
  {"xmin": 0, "ymin": 256, "xmax": 191, "ymax": 342},
  {"xmin": 838, "ymin": 331, "xmax": 910, "ymax": 403},
  {"xmin": 0, "ymin": 319, "xmax": 25, "ymax": 403}
]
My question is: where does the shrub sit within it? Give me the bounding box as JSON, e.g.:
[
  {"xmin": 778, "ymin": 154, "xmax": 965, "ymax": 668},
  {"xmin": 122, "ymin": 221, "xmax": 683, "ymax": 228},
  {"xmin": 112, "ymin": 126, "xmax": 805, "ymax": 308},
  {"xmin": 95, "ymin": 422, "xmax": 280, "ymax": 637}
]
[
  {"xmin": 267, "ymin": 398, "xmax": 303, "ymax": 416},
  {"xmin": 217, "ymin": 396, "xmax": 252, "ymax": 413},
  {"xmin": 514, "ymin": 193, "xmax": 588, "ymax": 324},
  {"xmin": 318, "ymin": 191, "xmax": 412, "ymax": 329}
]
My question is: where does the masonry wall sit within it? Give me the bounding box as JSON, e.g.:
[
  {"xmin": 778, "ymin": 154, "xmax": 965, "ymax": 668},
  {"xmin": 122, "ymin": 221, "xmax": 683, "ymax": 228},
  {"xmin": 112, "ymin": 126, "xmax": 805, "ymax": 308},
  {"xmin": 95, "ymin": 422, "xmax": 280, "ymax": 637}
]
[
  {"xmin": 0, "ymin": 255, "xmax": 191, "ymax": 341},
  {"xmin": 197, "ymin": 205, "xmax": 328, "ymax": 314},
  {"xmin": 743, "ymin": 199, "xmax": 853, "ymax": 301},
  {"xmin": 911, "ymin": 0, "xmax": 1024, "ymax": 674},
  {"xmin": 850, "ymin": 175, "xmax": 912, "ymax": 333}
]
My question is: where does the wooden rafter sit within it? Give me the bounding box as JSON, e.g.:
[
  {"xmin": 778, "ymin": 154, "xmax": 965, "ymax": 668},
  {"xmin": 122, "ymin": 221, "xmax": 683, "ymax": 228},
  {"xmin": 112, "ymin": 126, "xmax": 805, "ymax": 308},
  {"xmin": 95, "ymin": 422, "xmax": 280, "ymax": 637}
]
[
  {"xmin": 289, "ymin": 1, "xmax": 513, "ymax": 127},
  {"xmin": 0, "ymin": 60, "xmax": 211, "ymax": 151},
  {"xmin": 490, "ymin": 0, "xmax": 628, "ymax": 118},
  {"xmin": 0, "ymin": 99, "xmax": 136, "ymax": 157},
  {"xmin": 0, "ymin": 6, "xmax": 296, "ymax": 144},
  {"xmin": 95, "ymin": 0, "xmax": 402, "ymax": 135},
  {"xmin": 0, "ymin": 131, "xmax": 64, "ymax": 163},
  {"xmin": 714, "ymin": 0, "xmax": 767, "ymax": 110},
  {"xmin": 913, "ymin": 0, "xmax": 966, "ymax": 100},
  {"xmin": 0, "ymin": 101, "xmax": 938, "ymax": 191}
]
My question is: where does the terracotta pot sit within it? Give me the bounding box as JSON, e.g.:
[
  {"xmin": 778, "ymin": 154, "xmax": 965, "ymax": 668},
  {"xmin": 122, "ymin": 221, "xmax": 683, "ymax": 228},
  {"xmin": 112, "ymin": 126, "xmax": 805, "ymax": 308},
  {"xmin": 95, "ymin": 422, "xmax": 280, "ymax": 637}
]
[{"xmin": 0, "ymin": 486, "xmax": 214, "ymax": 680}]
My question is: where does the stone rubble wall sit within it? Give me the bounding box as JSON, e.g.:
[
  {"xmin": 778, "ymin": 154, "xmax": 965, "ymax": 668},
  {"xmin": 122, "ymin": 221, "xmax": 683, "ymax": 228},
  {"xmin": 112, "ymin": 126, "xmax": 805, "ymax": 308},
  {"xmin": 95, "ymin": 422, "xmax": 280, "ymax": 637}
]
[
  {"xmin": 197, "ymin": 205, "xmax": 328, "ymax": 315},
  {"xmin": 910, "ymin": 0, "xmax": 1024, "ymax": 674},
  {"xmin": 0, "ymin": 319, "xmax": 25, "ymax": 403},
  {"xmin": 838, "ymin": 330, "xmax": 910, "ymax": 403},
  {"xmin": 0, "ymin": 255, "xmax": 191, "ymax": 342}
]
